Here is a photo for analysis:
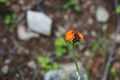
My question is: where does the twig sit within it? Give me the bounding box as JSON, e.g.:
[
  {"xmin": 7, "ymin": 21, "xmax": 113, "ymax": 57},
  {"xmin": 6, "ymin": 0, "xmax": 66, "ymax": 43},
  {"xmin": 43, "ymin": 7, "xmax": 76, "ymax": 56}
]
[
  {"xmin": 32, "ymin": 63, "xmax": 40, "ymax": 80},
  {"xmin": 102, "ymin": 0, "xmax": 120, "ymax": 80},
  {"xmin": 19, "ymin": 70, "xmax": 25, "ymax": 80}
]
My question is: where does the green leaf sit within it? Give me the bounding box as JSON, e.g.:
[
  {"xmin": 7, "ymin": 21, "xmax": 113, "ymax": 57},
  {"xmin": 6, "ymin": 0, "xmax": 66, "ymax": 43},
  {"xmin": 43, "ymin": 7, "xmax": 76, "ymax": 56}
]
[
  {"xmin": 55, "ymin": 48, "xmax": 66, "ymax": 57},
  {"xmin": 46, "ymin": 65, "xmax": 52, "ymax": 70},
  {"xmin": 110, "ymin": 67, "xmax": 116, "ymax": 75},
  {"xmin": 88, "ymin": 75, "xmax": 93, "ymax": 80},
  {"xmin": 74, "ymin": 6, "xmax": 81, "ymax": 12},
  {"xmin": 37, "ymin": 56, "xmax": 60, "ymax": 73},
  {"xmin": 0, "ymin": 0, "xmax": 7, "ymax": 3},
  {"xmin": 55, "ymin": 37, "xmax": 68, "ymax": 57},
  {"xmin": 116, "ymin": 5, "xmax": 120, "ymax": 14},
  {"xmin": 11, "ymin": 13, "xmax": 17, "ymax": 23},
  {"xmin": 62, "ymin": 4, "xmax": 70, "ymax": 10},
  {"xmin": 67, "ymin": 42, "xmax": 73, "ymax": 50},
  {"xmin": 74, "ymin": 41, "xmax": 83, "ymax": 46},
  {"xmin": 55, "ymin": 37, "xmax": 66, "ymax": 47},
  {"xmin": 53, "ymin": 63, "xmax": 60, "ymax": 69},
  {"xmin": 4, "ymin": 15, "xmax": 11, "ymax": 25},
  {"xmin": 62, "ymin": 0, "xmax": 76, "ymax": 10},
  {"xmin": 37, "ymin": 57, "xmax": 50, "ymax": 67},
  {"xmin": 69, "ymin": 0, "xmax": 76, "ymax": 5},
  {"xmin": 4, "ymin": 13, "xmax": 17, "ymax": 25}
]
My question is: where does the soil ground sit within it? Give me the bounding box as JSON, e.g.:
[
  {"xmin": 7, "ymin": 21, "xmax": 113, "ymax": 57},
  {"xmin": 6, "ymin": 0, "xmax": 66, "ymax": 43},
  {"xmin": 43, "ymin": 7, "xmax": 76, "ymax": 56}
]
[{"xmin": 0, "ymin": 0, "xmax": 120, "ymax": 80}]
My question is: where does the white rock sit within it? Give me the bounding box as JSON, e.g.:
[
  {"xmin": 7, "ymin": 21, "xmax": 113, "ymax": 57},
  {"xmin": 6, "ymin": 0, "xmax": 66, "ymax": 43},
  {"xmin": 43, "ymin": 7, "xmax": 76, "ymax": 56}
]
[
  {"xmin": 15, "ymin": 74, "xmax": 20, "ymax": 77},
  {"xmin": 115, "ymin": 33, "xmax": 120, "ymax": 43},
  {"xmin": 27, "ymin": 61, "xmax": 36, "ymax": 70},
  {"xmin": 27, "ymin": 10, "xmax": 52, "ymax": 36},
  {"xmin": 2, "ymin": 38, "xmax": 7, "ymax": 43},
  {"xmin": 1, "ymin": 65, "xmax": 9, "ymax": 74},
  {"xmin": 91, "ymin": 30, "xmax": 97, "ymax": 37},
  {"xmin": 96, "ymin": 6, "xmax": 110, "ymax": 23},
  {"xmin": 87, "ymin": 17, "xmax": 94, "ymax": 25},
  {"xmin": 44, "ymin": 63, "xmax": 88, "ymax": 80},
  {"xmin": 110, "ymin": 33, "xmax": 120, "ymax": 43},
  {"xmin": 5, "ymin": 59, "xmax": 11, "ymax": 64},
  {"xmin": 17, "ymin": 25, "xmax": 39, "ymax": 40},
  {"xmin": 84, "ymin": 50, "xmax": 91, "ymax": 57},
  {"xmin": 64, "ymin": 14, "xmax": 69, "ymax": 20},
  {"xmin": 102, "ymin": 24, "xmax": 108, "ymax": 31}
]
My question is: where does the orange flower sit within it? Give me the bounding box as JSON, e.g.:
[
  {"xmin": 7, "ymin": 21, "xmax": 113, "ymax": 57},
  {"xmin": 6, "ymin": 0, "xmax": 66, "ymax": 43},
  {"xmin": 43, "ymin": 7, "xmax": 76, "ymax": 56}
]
[
  {"xmin": 65, "ymin": 30, "xmax": 84, "ymax": 42},
  {"xmin": 65, "ymin": 30, "xmax": 75, "ymax": 41},
  {"xmin": 77, "ymin": 32, "xmax": 84, "ymax": 40}
]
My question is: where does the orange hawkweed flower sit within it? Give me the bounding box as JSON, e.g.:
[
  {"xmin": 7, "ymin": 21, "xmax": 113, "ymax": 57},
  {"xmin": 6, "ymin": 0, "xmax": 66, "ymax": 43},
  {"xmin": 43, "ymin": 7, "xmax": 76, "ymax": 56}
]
[{"xmin": 65, "ymin": 30, "xmax": 84, "ymax": 42}]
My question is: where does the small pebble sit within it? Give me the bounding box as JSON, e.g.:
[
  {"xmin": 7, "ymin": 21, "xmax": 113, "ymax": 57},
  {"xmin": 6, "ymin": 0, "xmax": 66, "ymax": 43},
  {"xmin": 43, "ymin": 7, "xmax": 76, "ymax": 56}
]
[
  {"xmin": 17, "ymin": 25, "xmax": 39, "ymax": 41},
  {"xmin": 115, "ymin": 34, "xmax": 120, "ymax": 43},
  {"xmin": 1, "ymin": 65, "xmax": 9, "ymax": 74},
  {"xmin": 96, "ymin": 6, "xmax": 110, "ymax": 23},
  {"xmin": 64, "ymin": 14, "xmax": 69, "ymax": 20},
  {"xmin": 15, "ymin": 73, "xmax": 20, "ymax": 77},
  {"xmin": 84, "ymin": 50, "xmax": 91, "ymax": 57},
  {"xmin": 27, "ymin": 61, "xmax": 37, "ymax": 70},
  {"xmin": 87, "ymin": 17, "xmax": 94, "ymax": 25},
  {"xmin": 2, "ymin": 38, "xmax": 7, "ymax": 43},
  {"xmin": 5, "ymin": 59, "xmax": 11, "ymax": 64},
  {"xmin": 102, "ymin": 24, "xmax": 108, "ymax": 31},
  {"xmin": 91, "ymin": 30, "xmax": 97, "ymax": 37},
  {"xmin": 19, "ymin": 0, "xmax": 24, "ymax": 5}
]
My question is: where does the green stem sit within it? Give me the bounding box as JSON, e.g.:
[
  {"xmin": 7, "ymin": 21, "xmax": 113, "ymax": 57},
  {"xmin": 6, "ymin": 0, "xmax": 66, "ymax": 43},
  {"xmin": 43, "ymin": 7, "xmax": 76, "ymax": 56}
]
[{"xmin": 71, "ymin": 44, "xmax": 81, "ymax": 79}]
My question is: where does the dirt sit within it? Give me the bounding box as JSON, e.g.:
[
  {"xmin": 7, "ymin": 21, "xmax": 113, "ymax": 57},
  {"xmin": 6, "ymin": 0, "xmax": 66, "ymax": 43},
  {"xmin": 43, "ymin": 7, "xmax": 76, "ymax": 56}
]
[{"xmin": 0, "ymin": 0, "xmax": 120, "ymax": 80}]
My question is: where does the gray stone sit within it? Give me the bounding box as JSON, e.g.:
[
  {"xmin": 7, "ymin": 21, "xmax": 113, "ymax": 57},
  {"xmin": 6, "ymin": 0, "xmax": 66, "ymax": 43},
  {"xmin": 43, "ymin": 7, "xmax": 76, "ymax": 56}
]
[
  {"xmin": 64, "ymin": 14, "xmax": 69, "ymax": 20},
  {"xmin": 102, "ymin": 24, "xmax": 108, "ymax": 31},
  {"xmin": 2, "ymin": 38, "xmax": 7, "ymax": 43},
  {"xmin": 1, "ymin": 65, "xmax": 9, "ymax": 74},
  {"xmin": 15, "ymin": 73, "xmax": 20, "ymax": 77},
  {"xmin": 27, "ymin": 61, "xmax": 37, "ymax": 70},
  {"xmin": 83, "ymin": 50, "xmax": 91, "ymax": 57},
  {"xmin": 110, "ymin": 33, "xmax": 120, "ymax": 43},
  {"xmin": 17, "ymin": 25, "xmax": 39, "ymax": 40},
  {"xmin": 96, "ymin": 6, "xmax": 110, "ymax": 23},
  {"xmin": 44, "ymin": 63, "xmax": 88, "ymax": 80},
  {"xmin": 115, "ymin": 33, "xmax": 120, "ymax": 43},
  {"xmin": 87, "ymin": 17, "xmax": 94, "ymax": 25},
  {"xmin": 27, "ymin": 10, "xmax": 52, "ymax": 36},
  {"xmin": 91, "ymin": 30, "xmax": 97, "ymax": 37},
  {"xmin": 5, "ymin": 59, "xmax": 11, "ymax": 64}
]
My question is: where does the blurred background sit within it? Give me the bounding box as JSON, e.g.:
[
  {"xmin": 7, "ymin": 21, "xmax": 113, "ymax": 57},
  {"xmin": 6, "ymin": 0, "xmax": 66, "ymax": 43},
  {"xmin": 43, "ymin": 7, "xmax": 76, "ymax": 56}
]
[{"xmin": 0, "ymin": 0, "xmax": 120, "ymax": 80}]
